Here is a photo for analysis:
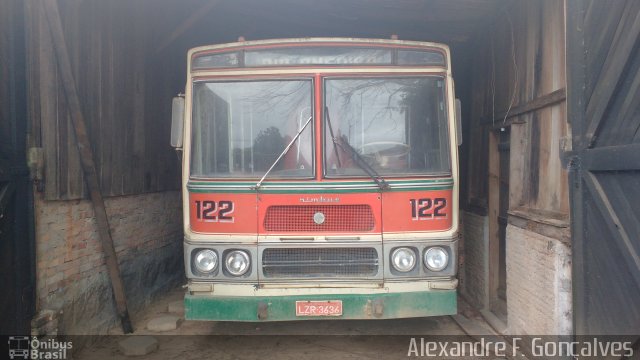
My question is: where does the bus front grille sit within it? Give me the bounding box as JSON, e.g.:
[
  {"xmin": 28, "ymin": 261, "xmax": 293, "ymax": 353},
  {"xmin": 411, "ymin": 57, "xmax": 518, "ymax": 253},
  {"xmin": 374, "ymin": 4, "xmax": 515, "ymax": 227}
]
[
  {"xmin": 262, "ymin": 247, "xmax": 379, "ymax": 278},
  {"xmin": 263, "ymin": 205, "xmax": 375, "ymax": 232}
]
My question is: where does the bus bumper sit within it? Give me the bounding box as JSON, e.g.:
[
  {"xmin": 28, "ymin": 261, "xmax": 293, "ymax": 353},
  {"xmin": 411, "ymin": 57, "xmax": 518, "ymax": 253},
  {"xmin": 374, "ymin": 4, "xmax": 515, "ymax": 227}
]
[{"xmin": 185, "ymin": 290, "xmax": 456, "ymax": 321}]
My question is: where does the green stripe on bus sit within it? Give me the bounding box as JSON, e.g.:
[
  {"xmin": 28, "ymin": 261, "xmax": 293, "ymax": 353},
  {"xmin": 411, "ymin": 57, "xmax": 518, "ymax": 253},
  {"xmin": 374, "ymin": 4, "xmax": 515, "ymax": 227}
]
[
  {"xmin": 187, "ymin": 179, "xmax": 453, "ymax": 187},
  {"xmin": 187, "ymin": 185, "xmax": 453, "ymax": 194}
]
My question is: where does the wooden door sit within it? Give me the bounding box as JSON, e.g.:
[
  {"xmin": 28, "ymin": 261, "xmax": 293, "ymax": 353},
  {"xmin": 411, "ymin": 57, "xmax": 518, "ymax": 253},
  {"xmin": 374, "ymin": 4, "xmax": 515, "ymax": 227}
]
[{"xmin": 567, "ymin": 0, "xmax": 640, "ymax": 335}]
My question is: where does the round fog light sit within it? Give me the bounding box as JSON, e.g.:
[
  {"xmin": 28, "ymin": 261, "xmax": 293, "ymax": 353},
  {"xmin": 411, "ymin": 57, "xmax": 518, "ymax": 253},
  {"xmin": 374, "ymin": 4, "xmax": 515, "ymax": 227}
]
[
  {"xmin": 225, "ymin": 250, "xmax": 250, "ymax": 276},
  {"xmin": 391, "ymin": 247, "xmax": 416, "ymax": 272},
  {"xmin": 424, "ymin": 247, "xmax": 448, "ymax": 271},
  {"xmin": 194, "ymin": 249, "xmax": 217, "ymax": 273}
]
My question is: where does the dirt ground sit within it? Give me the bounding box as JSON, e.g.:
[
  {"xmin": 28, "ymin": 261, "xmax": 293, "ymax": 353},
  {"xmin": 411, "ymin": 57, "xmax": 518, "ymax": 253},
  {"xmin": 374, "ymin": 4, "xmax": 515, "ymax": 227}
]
[{"xmin": 75, "ymin": 288, "xmax": 489, "ymax": 359}]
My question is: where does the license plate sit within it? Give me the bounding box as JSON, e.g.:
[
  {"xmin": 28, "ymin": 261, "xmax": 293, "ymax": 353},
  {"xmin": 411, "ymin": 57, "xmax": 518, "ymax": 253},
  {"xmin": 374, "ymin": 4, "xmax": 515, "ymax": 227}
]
[{"xmin": 295, "ymin": 300, "xmax": 343, "ymax": 317}]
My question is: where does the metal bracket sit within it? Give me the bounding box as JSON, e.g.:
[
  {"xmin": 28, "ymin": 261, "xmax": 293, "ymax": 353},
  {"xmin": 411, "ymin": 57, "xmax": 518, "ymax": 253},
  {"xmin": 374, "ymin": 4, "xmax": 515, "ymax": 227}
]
[
  {"xmin": 257, "ymin": 302, "xmax": 269, "ymax": 320},
  {"xmin": 372, "ymin": 298, "xmax": 384, "ymax": 318},
  {"xmin": 566, "ymin": 154, "xmax": 582, "ymax": 190}
]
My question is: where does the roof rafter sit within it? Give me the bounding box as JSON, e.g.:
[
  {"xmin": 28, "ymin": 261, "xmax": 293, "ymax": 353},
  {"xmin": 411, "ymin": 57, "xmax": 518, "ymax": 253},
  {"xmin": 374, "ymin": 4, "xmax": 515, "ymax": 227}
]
[{"xmin": 155, "ymin": 0, "xmax": 221, "ymax": 53}]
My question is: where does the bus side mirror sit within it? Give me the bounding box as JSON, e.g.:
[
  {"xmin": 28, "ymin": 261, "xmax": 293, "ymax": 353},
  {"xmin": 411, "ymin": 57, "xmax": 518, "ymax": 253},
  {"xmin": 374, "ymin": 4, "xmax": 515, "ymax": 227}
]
[
  {"xmin": 170, "ymin": 96, "xmax": 185, "ymax": 148},
  {"xmin": 455, "ymin": 98, "xmax": 462, "ymax": 146}
]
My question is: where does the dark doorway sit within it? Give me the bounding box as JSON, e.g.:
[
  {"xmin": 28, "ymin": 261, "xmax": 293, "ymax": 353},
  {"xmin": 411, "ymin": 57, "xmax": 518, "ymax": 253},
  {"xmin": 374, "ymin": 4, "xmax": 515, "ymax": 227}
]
[{"xmin": 0, "ymin": 0, "xmax": 35, "ymax": 335}]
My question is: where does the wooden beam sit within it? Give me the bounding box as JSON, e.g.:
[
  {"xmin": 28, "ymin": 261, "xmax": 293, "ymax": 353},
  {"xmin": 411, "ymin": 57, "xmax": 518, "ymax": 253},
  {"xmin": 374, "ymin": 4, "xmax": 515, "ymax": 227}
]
[
  {"xmin": 583, "ymin": 172, "xmax": 640, "ymax": 285},
  {"xmin": 482, "ymin": 88, "xmax": 566, "ymax": 128},
  {"xmin": 565, "ymin": 0, "xmax": 588, "ymax": 335},
  {"xmin": 42, "ymin": 0, "xmax": 133, "ymax": 334},
  {"xmin": 507, "ymin": 208, "xmax": 570, "ymax": 244},
  {"xmin": 582, "ymin": 143, "xmax": 640, "ymax": 172},
  {"xmin": 155, "ymin": 0, "xmax": 221, "ymax": 54}
]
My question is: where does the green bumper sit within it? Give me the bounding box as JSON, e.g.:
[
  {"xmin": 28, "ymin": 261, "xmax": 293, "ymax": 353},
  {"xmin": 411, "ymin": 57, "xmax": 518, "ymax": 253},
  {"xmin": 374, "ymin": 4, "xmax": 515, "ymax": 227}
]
[{"xmin": 185, "ymin": 290, "xmax": 456, "ymax": 321}]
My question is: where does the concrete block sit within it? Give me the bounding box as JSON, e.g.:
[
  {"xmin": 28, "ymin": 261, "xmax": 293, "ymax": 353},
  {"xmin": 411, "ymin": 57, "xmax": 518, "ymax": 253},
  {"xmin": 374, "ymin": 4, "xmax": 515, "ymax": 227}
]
[
  {"xmin": 506, "ymin": 225, "xmax": 572, "ymax": 335},
  {"xmin": 147, "ymin": 315, "xmax": 182, "ymax": 332},
  {"xmin": 460, "ymin": 211, "xmax": 489, "ymax": 309},
  {"xmin": 118, "ymin": 336, "xmax": 158, "ymax": 356},
  {"xmin": 167, "ymin": 300, "xmax": 184, "ymax": 314}
]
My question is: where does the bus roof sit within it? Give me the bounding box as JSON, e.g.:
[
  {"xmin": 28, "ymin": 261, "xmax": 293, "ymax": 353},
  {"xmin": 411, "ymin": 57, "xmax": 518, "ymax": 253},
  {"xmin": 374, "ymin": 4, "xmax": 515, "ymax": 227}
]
[
  {"xmin": 189, "ymin": 37, "xmax": 450, "ymax": 55},
  {"xmin": 188, "ymin": 38, "xmax": 450, "ymax": 70}
]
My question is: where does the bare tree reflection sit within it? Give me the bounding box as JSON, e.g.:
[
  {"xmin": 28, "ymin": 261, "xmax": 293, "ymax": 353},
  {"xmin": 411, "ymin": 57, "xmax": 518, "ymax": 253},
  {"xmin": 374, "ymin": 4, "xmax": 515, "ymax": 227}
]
[{"xmin": 325, "ymin": 77, "xmax": 450, "ymax": 174}]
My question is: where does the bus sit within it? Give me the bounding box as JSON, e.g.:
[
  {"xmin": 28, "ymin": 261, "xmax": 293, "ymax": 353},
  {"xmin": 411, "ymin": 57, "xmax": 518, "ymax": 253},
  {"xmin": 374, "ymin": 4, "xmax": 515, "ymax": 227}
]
[{"xmin": 170, "ymin": 38, "xmax": 461, "ymax": 321}]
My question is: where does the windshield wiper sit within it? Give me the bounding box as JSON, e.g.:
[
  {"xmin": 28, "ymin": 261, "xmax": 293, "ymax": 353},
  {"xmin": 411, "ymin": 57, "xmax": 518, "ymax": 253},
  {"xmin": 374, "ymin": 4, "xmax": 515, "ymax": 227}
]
[
  {"xmin": 255, "ymin": 116, "xmax": 313, "ymax": 189},
  {"xmin": 325, "ymin": 107, "xmax": 389, "ymax": 191}
]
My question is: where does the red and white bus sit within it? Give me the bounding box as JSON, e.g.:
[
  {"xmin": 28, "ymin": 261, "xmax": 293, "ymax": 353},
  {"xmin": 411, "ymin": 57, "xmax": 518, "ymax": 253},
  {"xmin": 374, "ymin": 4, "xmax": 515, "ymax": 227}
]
[{"xmin": 171, "ymin": 38, "xmax": 461, "ymax": 321}]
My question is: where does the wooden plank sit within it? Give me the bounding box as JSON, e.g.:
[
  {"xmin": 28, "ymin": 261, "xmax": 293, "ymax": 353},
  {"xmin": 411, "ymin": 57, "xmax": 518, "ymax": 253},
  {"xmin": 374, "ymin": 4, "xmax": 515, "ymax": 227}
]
[
  {"xmin": 602, "ymin": 174, "xmax": 640, "ymax": 252},
  {"xmin": 58, "ymin": 81, "xmax": 69, "ymax": 199},
  {"xmin": 37, "ymin": 1, "xmax": 60, "ymax": 200},
  {"xmin": 615, "ymin": 55, "xmax": 640, "ymax": 145},
  {"xmin": 111, "ymin": 0, "xmax": 125, "ymax": 196},
  {"xmin": 101, "ymin": 0, "xmax": 114, "ymax": 196},
  {"xmin": 584, "ymin": 0, "xmax": 640, "ymax": 147},
  {"xmin": 24, "ymin": 0, "xmax": 42, "ymax": 149},
  {"xmin": 583, "ymin": 172, "xmax": 640, "ymax": 286},
  {"xmin": 583, "ymin": 1, "xmax": 626, "ymax": 101},
  {"xmin": 535, "ymin": 1, "xmax": 569, "ymax": 213},
  {"xmin": 56, "ymin": 3, "xmax": 71, "ymax": 199},
  {"xmin": 508, "ymin": 208, "xmax": 570, "ymax": 244},
  {"xmin": 123, "ymin": 3, "xmax": 139, "ymax": 196},
  {"xmin": 65, "ymin": 1, "xmax": 84, "ymax": 198},
  {"xmin": 482, "ymin": 88, "xmax": 566, "ymax": 128},
  {"xmin": 42, "ymin": 0, "xmax": 133, "ymax": 334},
  {"xmin": 592, "ymin": 39, "xmax": 640, "ymax": 147},
  {"xmin": 487, "ymin": 131, "xmax": 500, "ymax": 308},
  {"xmin": 89, "ymin": 0, "xmax": 103, "ymax": 198},
  {"xmin": 131, "ymin": 0, "xmax": 146, "ymax": 195},
  {"xmin": 508, "ymin": 121, "xmax": 528, "ymax": 208}
]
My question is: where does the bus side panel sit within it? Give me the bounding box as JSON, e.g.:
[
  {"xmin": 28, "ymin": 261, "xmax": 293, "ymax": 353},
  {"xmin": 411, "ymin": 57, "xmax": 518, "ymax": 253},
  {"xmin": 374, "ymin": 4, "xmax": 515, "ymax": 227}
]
[{"xmin": 189, "ymin": 192, "xmax": 258, "ymax": 234}]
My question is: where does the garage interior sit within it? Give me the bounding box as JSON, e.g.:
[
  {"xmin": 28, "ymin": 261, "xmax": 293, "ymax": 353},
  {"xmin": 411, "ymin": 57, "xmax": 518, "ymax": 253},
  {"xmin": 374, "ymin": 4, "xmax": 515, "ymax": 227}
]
[{"xmin": 2, "ymin": 0, "xmax": 638, "ymax": 341}]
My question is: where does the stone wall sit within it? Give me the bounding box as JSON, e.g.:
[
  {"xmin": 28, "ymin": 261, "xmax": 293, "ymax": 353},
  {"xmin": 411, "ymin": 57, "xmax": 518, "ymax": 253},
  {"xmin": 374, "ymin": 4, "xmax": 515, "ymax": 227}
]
[
  {"xmin": 33, "ymin": 191, "xmax": 183, "ymax": 335},
  {"xmin": 506, "ymin": 224, "xmax": 572, "ymax": 335}
]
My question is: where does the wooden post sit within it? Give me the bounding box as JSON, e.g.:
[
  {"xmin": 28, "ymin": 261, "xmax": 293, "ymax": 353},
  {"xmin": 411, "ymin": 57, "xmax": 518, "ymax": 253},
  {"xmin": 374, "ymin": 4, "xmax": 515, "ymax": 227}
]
[
  {"xmin": 42, "ymin": 0, "xmax": 133, "ymax": 334},
  {"xmin": 487, "ymin": 130, "xmax": 500, "ymax": 309}
]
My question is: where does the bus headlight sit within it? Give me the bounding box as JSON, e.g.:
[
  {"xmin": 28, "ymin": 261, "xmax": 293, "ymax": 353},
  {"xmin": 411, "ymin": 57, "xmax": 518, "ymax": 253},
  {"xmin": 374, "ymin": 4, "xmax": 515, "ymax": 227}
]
[
  {"xmin": 194, "ymin": 249, "xmax": 218, "ymax": 273},
  {"xmin": 391, "ymin": 247, "xmax": 416, "ymax": 272},
  {"xmin": 424, "ymin": 247, "xmax": 448, "ymax": 271},
  {"xmin": 225, "ymin": 250, "xmax": 250, "ymax": 276}
]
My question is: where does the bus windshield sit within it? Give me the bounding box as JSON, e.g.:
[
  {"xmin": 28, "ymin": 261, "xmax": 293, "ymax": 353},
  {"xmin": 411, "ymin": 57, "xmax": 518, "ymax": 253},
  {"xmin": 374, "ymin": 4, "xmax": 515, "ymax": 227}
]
[
  {"xmin": 191, "ymin": 79, "xmax": 314, "ymax": 178},
  {"xmin": 324, "ymin": 76, "xmax": 451, "ymax": 176}
]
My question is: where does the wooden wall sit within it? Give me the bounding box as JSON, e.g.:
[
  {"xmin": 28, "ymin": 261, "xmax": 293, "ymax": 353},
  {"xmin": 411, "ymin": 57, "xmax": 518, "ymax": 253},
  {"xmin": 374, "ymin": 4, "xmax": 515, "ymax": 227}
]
[
  {"xmin": 0, "ymin": 0, "xmax": 23, "ymax": 164},
  {"xmin": 24, "ymin": 0, "xmax": 568, "ymax": 213},
  {"xmin": 463, "ymin": 1, "xmax": 569, "ymax": 230},
  {"xmin": 25, "ymin": 0, "xmax": 184, "ymax": 200}
]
